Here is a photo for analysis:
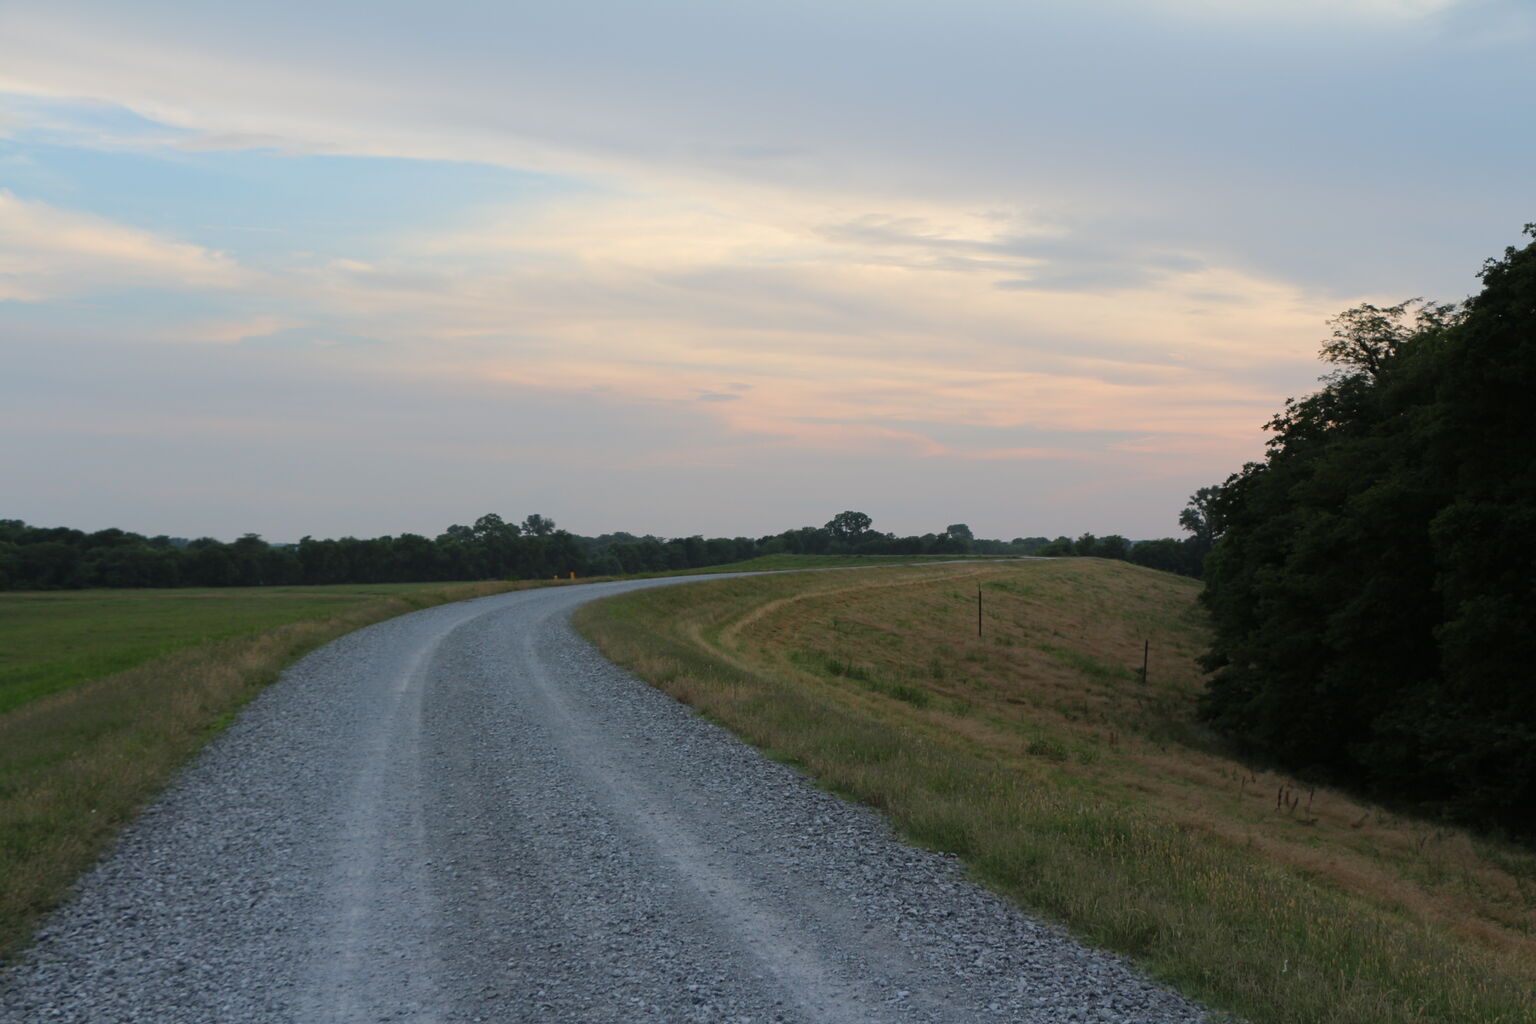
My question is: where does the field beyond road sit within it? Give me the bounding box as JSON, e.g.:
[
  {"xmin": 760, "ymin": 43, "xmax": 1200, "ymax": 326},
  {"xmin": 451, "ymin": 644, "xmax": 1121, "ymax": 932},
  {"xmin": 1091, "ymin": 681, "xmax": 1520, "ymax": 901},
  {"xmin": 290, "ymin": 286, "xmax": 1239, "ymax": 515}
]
[
  {"xmin": 576, "ymin": 559, "xmax": 1536, "ymax": 1024},
  {"xmin": 0, "ymin": 583, "xmax": 505, "ymax": 714}
]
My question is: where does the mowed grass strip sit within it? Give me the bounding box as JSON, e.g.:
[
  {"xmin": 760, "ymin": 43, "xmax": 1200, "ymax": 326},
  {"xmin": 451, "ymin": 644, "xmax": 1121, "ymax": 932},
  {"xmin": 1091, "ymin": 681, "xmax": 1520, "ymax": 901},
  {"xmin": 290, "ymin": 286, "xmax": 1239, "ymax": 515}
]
[
  {"xmin": 0, "ymin": 583, "xmax": 487, "ymax": 714},
  {"xmin": 575, "ymin": 560, "xmax": 1536, "ymax": 1024},
  {"xmin": 0, "ymin": 580, "xmax": 535, "ymax": 961}
]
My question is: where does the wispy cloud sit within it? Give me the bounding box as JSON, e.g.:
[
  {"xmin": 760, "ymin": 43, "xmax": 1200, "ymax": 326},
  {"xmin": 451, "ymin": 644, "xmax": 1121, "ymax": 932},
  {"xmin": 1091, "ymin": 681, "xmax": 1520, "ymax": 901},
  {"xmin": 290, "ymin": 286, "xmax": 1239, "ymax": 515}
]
[{"xmin": 0, "ymin": 190, "xmax": 252, "ymax": 300}]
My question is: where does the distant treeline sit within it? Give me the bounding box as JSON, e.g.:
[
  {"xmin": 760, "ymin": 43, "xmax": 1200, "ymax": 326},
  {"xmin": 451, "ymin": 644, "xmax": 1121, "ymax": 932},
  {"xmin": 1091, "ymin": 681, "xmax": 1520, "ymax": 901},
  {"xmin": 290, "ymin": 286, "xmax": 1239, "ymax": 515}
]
[
  {"xmin": 0, "ymin": 509, "xmax": 1203, "ymax": 591},
  {"xmin": 1197, "ymin": 226, "xmax": 1536, "ymax": 838},
  {"xmin": 1034, "ymin": 532, "xmax": 1209, "ymax": 577}
]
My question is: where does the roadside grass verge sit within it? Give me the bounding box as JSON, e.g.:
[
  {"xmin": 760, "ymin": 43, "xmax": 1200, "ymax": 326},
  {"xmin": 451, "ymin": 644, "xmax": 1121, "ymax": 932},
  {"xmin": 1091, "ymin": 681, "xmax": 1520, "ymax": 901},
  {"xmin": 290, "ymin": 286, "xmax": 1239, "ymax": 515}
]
[
  {"xmin": 575, "ymin": 560, "xmax": 1536, "ymax": 1024},
  {"xmin": 0, "ymin": 579, "xmax": 537, "ymax": 961}
]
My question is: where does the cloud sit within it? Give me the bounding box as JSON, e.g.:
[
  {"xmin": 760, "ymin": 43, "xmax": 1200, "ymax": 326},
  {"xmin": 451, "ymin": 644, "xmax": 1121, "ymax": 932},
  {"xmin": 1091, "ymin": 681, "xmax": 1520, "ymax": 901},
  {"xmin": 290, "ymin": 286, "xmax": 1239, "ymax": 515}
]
[
  {"xmin": 164, "ymin": 315, "xmax": 297, "ymax": 344},
  {"xmin": 203, "ymin": 179, "xmax": 1341, "ymax": 474},
  {"xmin": 813, "ymin": 212, "xmax": 1217, "ymax": 295},
  {"xmin": 0, "ymin": 190, "xmax": 252, "ymax": 300},
  {"xmin": 0, "ymin": 0, "xmax": 1527, "ymax": 303},
  {"xmin": 1144, "ymin": 0, "xmax": 1468, "ymax": 19},
  {"xmin": 0, "ymin": 0, "xmax": 1526, "ymax": 540},
  {"xmin": 175, "ymin": 130, "xmax": 291, "ymax": 152}
]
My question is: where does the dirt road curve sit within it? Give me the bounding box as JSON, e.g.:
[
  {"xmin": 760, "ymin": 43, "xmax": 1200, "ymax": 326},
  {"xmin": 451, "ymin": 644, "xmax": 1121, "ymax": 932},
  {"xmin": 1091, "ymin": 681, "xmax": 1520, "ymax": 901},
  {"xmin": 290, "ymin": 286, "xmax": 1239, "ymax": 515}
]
[{"xmin": 1, "ymin": 577, "xmax": 1218, "ymax": 1023}]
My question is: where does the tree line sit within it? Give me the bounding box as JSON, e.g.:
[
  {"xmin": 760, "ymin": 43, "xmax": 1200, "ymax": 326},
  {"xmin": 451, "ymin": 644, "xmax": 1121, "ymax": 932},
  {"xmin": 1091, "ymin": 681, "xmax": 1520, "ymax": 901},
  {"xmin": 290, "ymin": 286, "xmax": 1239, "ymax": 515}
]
[
  {"xmin": 1032, "ymin": 527, "xmax": 1211, "ymax": 577},
  {"xmin": 1195, "ymin": 226, "xmax": 1536, "ymax": 838},
  {"xmin": 0, "ymin": 509, "xmax": 1203, "ymax": 592}
]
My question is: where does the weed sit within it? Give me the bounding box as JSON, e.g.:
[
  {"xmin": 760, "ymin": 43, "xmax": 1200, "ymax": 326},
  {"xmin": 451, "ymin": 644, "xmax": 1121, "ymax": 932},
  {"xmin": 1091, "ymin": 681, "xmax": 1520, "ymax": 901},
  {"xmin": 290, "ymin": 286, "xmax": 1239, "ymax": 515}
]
[{"xmin": 1026, "ymin": 738, "xmax": 1069, "ymax": 761}]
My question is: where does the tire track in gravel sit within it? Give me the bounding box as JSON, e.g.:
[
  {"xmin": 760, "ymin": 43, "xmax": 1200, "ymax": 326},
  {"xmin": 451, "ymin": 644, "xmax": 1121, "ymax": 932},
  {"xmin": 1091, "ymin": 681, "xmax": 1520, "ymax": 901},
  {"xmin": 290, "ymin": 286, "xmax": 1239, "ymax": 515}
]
[
  {"xmin": 505, "ymin": 612, "xmax": 874, "ymax": 1023},
  {"xmin": 1, "ymin": 575, "xmax": 1224, "ymax": 1024}
]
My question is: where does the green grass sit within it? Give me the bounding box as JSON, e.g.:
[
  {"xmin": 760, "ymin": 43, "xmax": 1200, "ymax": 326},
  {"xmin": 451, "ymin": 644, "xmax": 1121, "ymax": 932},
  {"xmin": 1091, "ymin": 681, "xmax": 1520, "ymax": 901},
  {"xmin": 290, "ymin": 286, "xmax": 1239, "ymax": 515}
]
[
  {"xmin": 0, "ymin": 584, "xmax": 459, "ymax": 714},
  {"xmin": 575, "ymin": 560, "xmax": 1536, "ymax": 1024}
]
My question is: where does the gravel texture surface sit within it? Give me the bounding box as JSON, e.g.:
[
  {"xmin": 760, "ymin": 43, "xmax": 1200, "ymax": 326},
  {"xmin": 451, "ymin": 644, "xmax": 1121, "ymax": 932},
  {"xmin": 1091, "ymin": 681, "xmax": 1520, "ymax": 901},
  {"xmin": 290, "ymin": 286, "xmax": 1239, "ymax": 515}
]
[{"xmin": 2, "ymin": 576, "xmax": 1225, "ymax": 1023}]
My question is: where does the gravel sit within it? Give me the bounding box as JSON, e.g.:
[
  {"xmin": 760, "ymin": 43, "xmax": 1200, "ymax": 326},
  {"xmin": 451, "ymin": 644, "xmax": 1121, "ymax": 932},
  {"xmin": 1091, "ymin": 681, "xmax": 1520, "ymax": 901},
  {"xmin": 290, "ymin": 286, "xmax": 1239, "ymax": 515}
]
[{"xmin": 1, "ymin": 576, "xmax": 1227, "ymax": 1023}]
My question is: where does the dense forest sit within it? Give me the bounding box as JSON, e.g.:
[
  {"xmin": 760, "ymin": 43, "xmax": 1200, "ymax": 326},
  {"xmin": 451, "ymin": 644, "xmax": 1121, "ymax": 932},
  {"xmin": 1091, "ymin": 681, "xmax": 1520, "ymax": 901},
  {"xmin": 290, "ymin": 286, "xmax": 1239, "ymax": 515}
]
[
  {"xmin": 1198, "ymin": 226, "xmax": 1536, "ymax": 837},
  {"xmin": 0, "ymin": 510, "xmax": 1205, "ymax": 591}
]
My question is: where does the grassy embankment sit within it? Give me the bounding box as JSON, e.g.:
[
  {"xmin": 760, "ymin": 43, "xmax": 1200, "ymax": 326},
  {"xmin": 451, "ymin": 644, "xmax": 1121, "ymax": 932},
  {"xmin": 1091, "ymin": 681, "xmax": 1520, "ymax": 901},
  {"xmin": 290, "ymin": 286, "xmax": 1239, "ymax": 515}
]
[
  {"xmin": 0, "ymin": 580, "xmax": 542, "ymax": 961},
  {"xmin": 649, "ymin": 553, "xmax": 1033, "ymax": 576},
  {"xmin": 575, "ymin": 559, "xmax": 1536, "ymax": 1024}
]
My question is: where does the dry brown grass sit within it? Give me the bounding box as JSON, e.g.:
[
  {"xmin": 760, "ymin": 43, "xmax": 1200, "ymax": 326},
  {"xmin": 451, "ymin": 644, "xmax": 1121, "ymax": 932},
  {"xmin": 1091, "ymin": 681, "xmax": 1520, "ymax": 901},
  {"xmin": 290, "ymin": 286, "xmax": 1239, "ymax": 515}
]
[
  {"xmin": 0, "ymin": 579, "xmax": 531, "ymax": 961},
  {"xmin": 577, "ymin": 559, "xmax": 1536, "ymax": 1024}
]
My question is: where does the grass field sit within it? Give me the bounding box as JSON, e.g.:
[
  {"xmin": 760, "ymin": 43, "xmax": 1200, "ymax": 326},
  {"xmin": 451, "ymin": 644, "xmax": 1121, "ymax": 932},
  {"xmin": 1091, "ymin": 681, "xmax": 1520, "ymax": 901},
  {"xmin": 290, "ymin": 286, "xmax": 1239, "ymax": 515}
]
[
  {"xmin": 0, "ymin": 584, "xmax": 476, "ymax": 714},
  {"xmin": 576, "ymin": 559, "xmax": 1536, "ymax": 1024},
  {"xmin": 0, "ymin": 579, "xmax": 540, "ymax": 961}
]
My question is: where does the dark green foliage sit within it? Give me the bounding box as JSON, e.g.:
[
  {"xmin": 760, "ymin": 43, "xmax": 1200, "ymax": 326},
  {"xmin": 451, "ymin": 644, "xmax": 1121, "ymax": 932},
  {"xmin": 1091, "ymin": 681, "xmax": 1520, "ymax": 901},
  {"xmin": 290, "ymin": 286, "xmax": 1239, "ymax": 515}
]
[
  {"xmin": 1198, "ymin": 226, "xmax": 1536, "ymax": 836},
  {"xmin": 0, "ymin": 511, "xmax": 1071, "ymax": 591},
  {"xmin": 1029, "ymin": 529, "xmax": 1204, "ymax": 577},
  {"xmin": 1126, "ymin": 536, "xmax": 1203, "ymax": 576},
  {"xmin": 825, "ymin": 510, "xmax": 874, "ymax": 542}
]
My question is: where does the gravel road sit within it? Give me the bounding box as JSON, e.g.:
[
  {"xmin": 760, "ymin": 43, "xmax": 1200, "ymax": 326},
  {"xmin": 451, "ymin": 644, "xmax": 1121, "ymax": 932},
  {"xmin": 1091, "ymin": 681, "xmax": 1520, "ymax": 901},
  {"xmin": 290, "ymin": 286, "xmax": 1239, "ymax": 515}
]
[{"xmin": 2, "ymin": 576, "xmax": 1223, "ymax": 1023}]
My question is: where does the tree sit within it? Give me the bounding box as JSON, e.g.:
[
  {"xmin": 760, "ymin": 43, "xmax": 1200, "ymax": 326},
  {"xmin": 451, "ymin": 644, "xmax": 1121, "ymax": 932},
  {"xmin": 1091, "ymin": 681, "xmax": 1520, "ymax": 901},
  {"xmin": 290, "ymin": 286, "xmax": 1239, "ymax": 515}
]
[
  {"xmin": 1095, "ymin": 534, "xmax": 1130, "ymax": 561},
  {"xmin": 393, "ymin": 533, "xmax": 440, "ymax": 581},
  {"xmin": 473, "ymin": 513, "xmax": 516, "ymax": 539},
  {"xmin": 184, "ymin": 544, "xmax": 236, "ymax": 587},
  {"xmin": 1128, "ymin": 537, "xmax": 1186, "ymax": 574},
  {"xmin": 230, "ymin": 533, "xmax": 270, "ymax": 586},
  {"xmin": 1320, "ymin": 298, "xmax": 1463, "ymax": 381},
  {"xmin": 1178, "ymin": 487, "xmax": 1223, "ymax": 548},
  {"xmin": 1197, "ymin": 225, "xmax": 1536, "ymax": 835},
  {"xmin": 438, "ymin": 523, "xmax": 474, "ymax": 544},
  {"xmin": 18, "ymin": 542, "xmax": 84, "ymax": 589},
  {"xmin": 520, "ymin": 514, "xmax": 555, "ymax": 538},
  {"xmin": 1178, "ymin": 486, "xmax": 1225, "ymax": 576},
  {"xmin": 825, "ymin": 511, "xmax": 872, "ymax": 544}
]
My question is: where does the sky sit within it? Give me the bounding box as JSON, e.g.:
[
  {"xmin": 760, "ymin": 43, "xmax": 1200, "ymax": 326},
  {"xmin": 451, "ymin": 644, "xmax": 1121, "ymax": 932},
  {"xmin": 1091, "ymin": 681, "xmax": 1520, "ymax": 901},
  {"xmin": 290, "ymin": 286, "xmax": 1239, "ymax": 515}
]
[{"xmin": 2, "ymin": 0, "xmax": 1532, "ymax": 543}]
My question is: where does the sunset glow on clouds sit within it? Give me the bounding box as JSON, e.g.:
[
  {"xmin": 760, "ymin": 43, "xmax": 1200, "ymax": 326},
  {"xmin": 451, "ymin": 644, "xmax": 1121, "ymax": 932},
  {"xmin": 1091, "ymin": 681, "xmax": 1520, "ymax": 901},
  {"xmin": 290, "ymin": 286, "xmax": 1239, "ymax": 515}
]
[{"xmin": 2, "ymin": 0, "xmax": 1532, "ymax": 541}]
